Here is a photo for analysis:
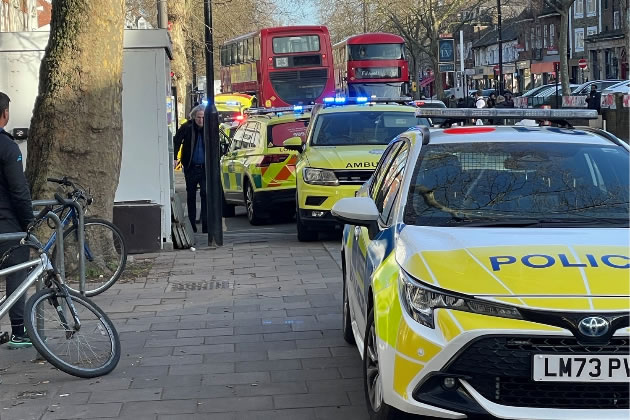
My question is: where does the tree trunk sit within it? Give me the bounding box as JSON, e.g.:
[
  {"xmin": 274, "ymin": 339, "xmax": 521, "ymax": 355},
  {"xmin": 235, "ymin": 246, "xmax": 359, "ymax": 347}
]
[
  {"xmin": 25, "ymin": 0, "xmax": 125, "ymax": 222},
  {"xmin": 559, "ymin": 9, "xmax": 570, "ymax": 95},
  {"xmin": 168, "ymin": 0, "xmax": 190, "ymax": 121}
]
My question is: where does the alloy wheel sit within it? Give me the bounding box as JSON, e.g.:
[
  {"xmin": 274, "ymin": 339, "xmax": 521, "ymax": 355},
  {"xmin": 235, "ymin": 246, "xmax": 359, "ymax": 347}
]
[{"xmin": 366, "ymin": 323, "xmax": 383, "ymax": 411}]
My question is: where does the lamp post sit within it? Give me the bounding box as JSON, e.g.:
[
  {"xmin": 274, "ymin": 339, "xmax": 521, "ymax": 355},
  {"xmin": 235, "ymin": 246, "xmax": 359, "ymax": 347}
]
[
  {"xmin": 203, "ymin": 0, "xmax": 223, "ymax": 246},
  {"xmin": 497, "ymin": 0, "xmax": 503, "ymax": 95}
]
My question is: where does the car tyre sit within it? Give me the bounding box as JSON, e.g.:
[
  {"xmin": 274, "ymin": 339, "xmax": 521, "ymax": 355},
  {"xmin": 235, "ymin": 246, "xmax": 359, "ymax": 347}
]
[
  {"xmin": 342, "ymin": 261, "xmax": 355, "ymax": 345},
  {"xmin": 245, "ymin": 181, "xmax": 264, "ymax": 225},
  {"xmin": 364, "ymin": 307, "xmax": 398, "ymax": 420},
  {"xmin": 296, "ymin": 208, "xmax": 317, "ymax": 241}
]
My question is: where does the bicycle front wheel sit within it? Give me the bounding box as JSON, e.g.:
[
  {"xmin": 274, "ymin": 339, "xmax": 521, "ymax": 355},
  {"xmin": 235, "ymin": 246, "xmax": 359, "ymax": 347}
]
[
  {"xmin": 60, "ymin": 218, "xmax": 127, "ymax": 296},
  {"xmin": 24, "ymin": 288, "xmax": 121, "ymax": 378}
]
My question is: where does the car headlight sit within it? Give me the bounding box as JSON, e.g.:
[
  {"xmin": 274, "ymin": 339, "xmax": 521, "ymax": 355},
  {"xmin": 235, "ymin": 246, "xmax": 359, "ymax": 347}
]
[
  {"xmin": 303, "ymin": 168, "xmax": 339, "ymax": 186},
  {"xmin": 399, "ymin": 270, "xmax": 522, "ymax": 328}
]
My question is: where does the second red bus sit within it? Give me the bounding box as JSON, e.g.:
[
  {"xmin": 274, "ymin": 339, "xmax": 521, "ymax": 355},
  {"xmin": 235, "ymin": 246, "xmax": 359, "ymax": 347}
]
[{"xmin": 332, "ymin": 33, "xmax": 410, "ymax": 98}]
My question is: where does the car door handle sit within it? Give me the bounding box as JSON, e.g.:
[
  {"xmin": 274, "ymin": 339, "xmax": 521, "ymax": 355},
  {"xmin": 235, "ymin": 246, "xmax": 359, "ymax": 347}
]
[{"xmin": 354, "ymin": 226, "xmax": 361, "ymax": 240}]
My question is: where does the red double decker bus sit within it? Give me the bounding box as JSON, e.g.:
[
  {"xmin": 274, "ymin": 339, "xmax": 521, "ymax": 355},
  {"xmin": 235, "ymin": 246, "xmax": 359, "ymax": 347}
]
[
  {"xmin": 332, "ymin": 33, "xmax": 410, "ymax": 97},
  {"xmin": 220, "ymin": 26, "xmax": 335, "ymax": 107}
]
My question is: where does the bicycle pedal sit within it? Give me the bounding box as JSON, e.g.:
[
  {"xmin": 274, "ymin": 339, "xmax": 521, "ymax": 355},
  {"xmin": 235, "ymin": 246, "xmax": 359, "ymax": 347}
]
[{"xmin": 0, "ymin": 332, "xmax": 9, "ymax": 345}]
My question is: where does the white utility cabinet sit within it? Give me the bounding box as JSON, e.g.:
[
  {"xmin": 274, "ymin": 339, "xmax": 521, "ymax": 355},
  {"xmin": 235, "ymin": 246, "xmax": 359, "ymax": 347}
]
[{"xmin": 0, "ymin": 29, "xmax": 174, "ymax": 251}]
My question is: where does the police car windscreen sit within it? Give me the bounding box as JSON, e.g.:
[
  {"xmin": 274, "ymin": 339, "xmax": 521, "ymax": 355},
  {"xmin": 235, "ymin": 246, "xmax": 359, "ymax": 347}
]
[
  {"xmin": 268, "ymin": 121, "xmax": 308, "ymax": 147},
  {"xmin": 404, "ymin": 142, "xmax": 629, "ymax": 227},
  {"xmin": 311, "ymin": 111, "xmax": 430, "ymax": 146}
]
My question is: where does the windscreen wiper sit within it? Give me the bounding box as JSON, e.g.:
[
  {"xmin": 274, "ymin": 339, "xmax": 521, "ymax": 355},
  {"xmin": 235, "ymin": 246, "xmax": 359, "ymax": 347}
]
[{"xmin": 455, "ymin": 218, "xmax": 629, "ymax": 227}]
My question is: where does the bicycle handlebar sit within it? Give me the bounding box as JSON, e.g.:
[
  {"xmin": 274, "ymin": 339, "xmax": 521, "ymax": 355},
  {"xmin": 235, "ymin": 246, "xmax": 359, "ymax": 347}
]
[
  {"xmin": 47, "ymin": 177, "xmax": 73, "ymax": 187},
  {"xmin": 47, "ymin": 177, "xmax": 93, "ymax": 206}
]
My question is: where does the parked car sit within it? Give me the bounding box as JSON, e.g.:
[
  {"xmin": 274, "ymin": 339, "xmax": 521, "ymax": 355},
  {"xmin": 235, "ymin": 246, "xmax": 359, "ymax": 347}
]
[
  {"xmin": 411, "ymin": 99, "xmax": 447, "ymax": 125},
  {"xmin": 602, "ymin": 80, "xmax": 630, "ymax": 94},
  {"xmin": 520, "ymin": 84, "xmax": 556, "ymax": 97},
  {"xmin": 572, "ymin": 80, "xmax": 623, "ymax": 95},
  {"xmin": 530, "ymin": 84, "xmax": 579, "ymax": 107}
]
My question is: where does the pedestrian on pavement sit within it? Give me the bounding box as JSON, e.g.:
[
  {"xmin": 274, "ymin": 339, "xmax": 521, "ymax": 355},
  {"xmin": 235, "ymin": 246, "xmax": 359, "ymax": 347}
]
[
  {"xmin": 173, "ymin": 104, "xmax": 207, "ymax": 233},
  {"xmin": 586, "ymin": 84, "xmax": 601, "ymax": 113},
  {"xmin": 474, "ymin": 90, "xmax": 486, "ymax": 108},
  {"xmin": 491, "ymin": 95, "xmax": 509, "ymax": 125},
  {"xmin": 0, "ymin": 91, "xmax": 34, "ymax": 349},
  {"xmin": 486, "ymin": 92, "xmax": 497, "ymax": 108},
  {"xmin": 447, "ymin": 94, "xmax": 458, "ymax": 108},
  {"xmin": 504, "ymin": 92, "xmax": 515, "ymax": 107}
]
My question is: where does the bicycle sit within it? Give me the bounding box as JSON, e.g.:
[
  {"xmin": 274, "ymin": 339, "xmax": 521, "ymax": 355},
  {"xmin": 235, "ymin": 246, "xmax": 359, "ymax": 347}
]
[
  {"xmin": 43, "ymin": 177, "xmax": 127, "ymax": 297},
  {"xmin": 0, "ymin": 203, "xmax": 121, "ymax": 378}
]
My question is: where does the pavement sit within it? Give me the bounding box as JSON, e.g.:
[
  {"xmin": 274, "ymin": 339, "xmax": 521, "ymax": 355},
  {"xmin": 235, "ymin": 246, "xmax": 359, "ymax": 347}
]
[{"xmin": 0, "ymin": 175, "xmax": 378, "ymax": 420}]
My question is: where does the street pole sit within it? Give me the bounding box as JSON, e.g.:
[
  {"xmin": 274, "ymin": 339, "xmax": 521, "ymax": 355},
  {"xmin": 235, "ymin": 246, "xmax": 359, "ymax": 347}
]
[
  {"xmin": 497, "ymin": 0, "xmax": 503, "ymax": 95},
  {"xmin": 555, "ymin": 62, "xmax": 560, "ymax": 108},
  {"xmin": 362, "ymin": 0, "xmax": 367, "ymax": 33},
  {"xmin": 460, "ymin": 30, "xmax": 466, "ymax": 99},
  {"xmin": 203, "ymin": 0, "xmax": 223, "ymax": 247},
  {"xmin": 157, "ymin": 0, "xmax": 168, "ymax": 29}
]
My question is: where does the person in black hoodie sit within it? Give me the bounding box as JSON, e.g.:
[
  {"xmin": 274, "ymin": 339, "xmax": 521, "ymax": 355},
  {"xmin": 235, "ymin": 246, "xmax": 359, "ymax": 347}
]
[
  {"xmin": 586, "ymin": 84, "xmax": 601, "ymax": 113},
  {"xmin": 0, "ymin": 91, "xmax": 34, "ymax": 348},
  {"xmin": 173, "ymin": 105, "xmax": 207, "ymax": 233}
]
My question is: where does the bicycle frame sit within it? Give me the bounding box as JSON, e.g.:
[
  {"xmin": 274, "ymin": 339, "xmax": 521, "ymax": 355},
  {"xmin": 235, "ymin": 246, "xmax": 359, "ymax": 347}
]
[
  {"xmin": 43, "ymin": 206, "xmax": 76, "ymax": 253},
  {"xmin": 0, "ymin": 253, "xmax": 49, "ymax": 320},
  {"xmin": 42, "ymin": 206, "xmax": 97, "ymax": 278}
]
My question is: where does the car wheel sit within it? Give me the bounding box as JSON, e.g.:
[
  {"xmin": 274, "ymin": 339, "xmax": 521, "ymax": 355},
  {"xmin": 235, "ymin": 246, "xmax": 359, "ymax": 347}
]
[
  {"xmin": 245, "ymin": 182, "xmax": 264, "ymax": 225},
  {"xmin": 296, "ymin": 208, "xmax": 317, "ymax": 241},
  {"xmin": 342, "ymin": 262, "xmax": 355, "ymax": 345},
  {"xmin": 222, "ymin": 192, "xmax": 236, "ymax": 217},
  {"xmin": 364, "ymin": 307, "xmax": 398, "ymax": 420}
]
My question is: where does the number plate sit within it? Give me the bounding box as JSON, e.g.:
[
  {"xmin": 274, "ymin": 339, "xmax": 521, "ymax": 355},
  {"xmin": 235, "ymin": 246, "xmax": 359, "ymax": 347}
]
[{"xmin": 533, "ymin": 354, "xmax": 630, "ymax": 382}]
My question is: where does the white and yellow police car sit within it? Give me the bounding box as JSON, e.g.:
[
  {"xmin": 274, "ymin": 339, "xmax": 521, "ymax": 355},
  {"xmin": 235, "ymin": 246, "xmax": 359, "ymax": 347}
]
[{"xmin": 332, "ymin": 108, "xmax": 629, "ymax": 419}]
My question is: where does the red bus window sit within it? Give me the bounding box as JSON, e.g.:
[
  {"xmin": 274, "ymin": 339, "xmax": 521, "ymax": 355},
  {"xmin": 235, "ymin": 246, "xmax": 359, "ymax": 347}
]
[
  {"xmin": 268, "ymin": 121, "xmax": 308, "ymax": 147},
  {"xmin": 349, "ymin": 44, "xmax": 404, "ymax": 60},
  {"xmin": 273, "ymin": 36, "xmax": 320, "ymax": 54}
]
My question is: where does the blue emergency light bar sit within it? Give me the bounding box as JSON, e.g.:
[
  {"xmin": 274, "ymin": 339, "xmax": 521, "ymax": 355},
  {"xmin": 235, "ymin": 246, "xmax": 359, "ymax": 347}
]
[
  {"xmin": 414, "ymin": 108, "xmax": 599, "ymax": 120},
  {"xmin": 245, "ymin": 105, "xmax": 314, "ymax": 115},
  {"xmin": 322, "ymin": 96, "xmax": 413, "ymax": 107}
]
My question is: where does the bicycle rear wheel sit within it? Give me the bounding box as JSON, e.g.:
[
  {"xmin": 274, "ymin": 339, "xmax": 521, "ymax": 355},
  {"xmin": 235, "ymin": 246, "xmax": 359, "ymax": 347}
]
[
  {"xmin": 24, "ymin": 288, "xmax": 121, "ymax": 378},
  {"xmin": 57, "ymin": 218, "xmax": 127, "ymax": 296}
]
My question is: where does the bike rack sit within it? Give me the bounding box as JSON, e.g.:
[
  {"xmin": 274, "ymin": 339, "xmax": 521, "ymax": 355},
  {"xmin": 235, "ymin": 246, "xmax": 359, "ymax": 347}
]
[{"xmin": 32, "ymin": 198, "xmax": 86, "ymax": 294}]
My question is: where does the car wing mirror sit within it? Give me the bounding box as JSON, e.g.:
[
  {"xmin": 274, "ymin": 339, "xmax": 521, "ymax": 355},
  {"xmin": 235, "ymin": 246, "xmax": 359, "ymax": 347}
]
[
  {"xmin": 283, "ymin": 136, "xmax": 304, "ymax": 152},
  {"xmin": 331, "ymin": 197, "xmax": 380, "ymax": 239}
]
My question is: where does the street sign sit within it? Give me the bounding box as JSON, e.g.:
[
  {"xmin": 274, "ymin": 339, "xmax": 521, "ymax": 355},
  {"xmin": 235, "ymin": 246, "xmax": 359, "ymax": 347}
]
[
  {"xmin": 578, "ymin": 58, "xmax": 588, "ymax": 69},
  {"xmin": 438, "ymin": 39, "xmax": 455, "ymax": 63},
  {"xmin": 439, "ymin": 63, "xmax": 455, "ymax": 72}
]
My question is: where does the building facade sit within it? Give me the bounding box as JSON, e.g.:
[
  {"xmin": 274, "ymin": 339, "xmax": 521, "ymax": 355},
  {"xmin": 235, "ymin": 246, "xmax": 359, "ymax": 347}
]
[
  {"xmin": 580, "ymin": 0, "xmax": 628, "ymax": 81},
  {"xmin": 0, "ymin": 0, "xmax": 50, "ymax": 32}
]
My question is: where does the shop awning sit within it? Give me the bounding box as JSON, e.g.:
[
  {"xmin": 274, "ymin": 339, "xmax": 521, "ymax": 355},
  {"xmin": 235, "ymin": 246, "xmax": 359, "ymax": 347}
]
[{"xmin": 531, "ymin": 61, "xmax": 558, "ymax": 74}]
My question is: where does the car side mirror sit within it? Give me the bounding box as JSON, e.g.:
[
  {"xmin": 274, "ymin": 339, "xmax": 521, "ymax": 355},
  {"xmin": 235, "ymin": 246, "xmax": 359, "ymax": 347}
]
[
  {"xmin": 331, "ymin": 197, "xmax": 380, "ymax": 239},
  {"xmin": 283, "ymin": 136, "xmax": 304, "ymax": 152}
]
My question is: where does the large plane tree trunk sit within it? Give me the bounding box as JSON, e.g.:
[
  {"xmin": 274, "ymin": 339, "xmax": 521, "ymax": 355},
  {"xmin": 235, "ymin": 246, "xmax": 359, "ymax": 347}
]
[
  {"xmin": 26, "ymin": 0, "xmax": 125, "ymax": 222},
  {"xmin": 168, "ymin": 0, "xmax": 190, "ymax": 121}
]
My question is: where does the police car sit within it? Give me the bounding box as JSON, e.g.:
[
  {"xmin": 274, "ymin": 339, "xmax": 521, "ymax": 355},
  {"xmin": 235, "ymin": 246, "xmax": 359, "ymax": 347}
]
[
  {"xmin": 282, "ymin": 97, "xmax": 430, "ymax": 241},
  {"xmin": 331, "ymin": 108, "xmax": 629, "ymax": 419},
  {"xmin": 220, "ymin": 106, "xmax": 310, "ymax": 224}
]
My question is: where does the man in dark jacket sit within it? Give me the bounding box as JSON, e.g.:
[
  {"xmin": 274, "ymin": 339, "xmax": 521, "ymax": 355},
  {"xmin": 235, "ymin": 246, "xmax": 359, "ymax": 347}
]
[
  {"xmin": 0, "ymin": 91, "xmax": 34, "ymax": 348},
  {"xmin": 586, "ymin": 84, "xmax": 601, "ymax": 113},
  {"xmin": 173, "ymin": 105, "xmax": 207, "ymax": 233}
]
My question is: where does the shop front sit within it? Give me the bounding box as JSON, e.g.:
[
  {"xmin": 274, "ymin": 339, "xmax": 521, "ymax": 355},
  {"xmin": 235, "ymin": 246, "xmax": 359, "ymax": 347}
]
[{"xmin": 516, "ymin": 60, "xmax": 531, "ymax": 93}]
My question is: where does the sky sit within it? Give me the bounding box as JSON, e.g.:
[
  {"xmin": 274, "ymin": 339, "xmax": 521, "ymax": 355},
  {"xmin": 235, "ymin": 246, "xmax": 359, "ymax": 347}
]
[{"xmin": 276, "ymin": 0, "xmax": 320, "ymax": 25}]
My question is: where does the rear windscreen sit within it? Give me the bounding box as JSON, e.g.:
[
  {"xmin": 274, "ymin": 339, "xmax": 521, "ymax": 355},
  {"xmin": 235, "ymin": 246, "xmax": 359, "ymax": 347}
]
[{"xmin": 268, "ymin": 121, "xmax": 309, "ymax": 147}]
